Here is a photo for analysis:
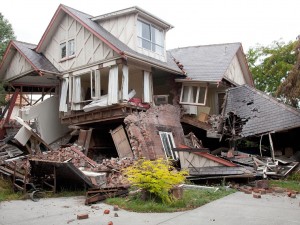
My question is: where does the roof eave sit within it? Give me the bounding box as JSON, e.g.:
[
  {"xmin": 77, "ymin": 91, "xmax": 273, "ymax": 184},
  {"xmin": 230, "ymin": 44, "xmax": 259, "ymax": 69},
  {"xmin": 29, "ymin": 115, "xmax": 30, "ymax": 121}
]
[{"xmin": 36, "ymin": 4, "xmax": 124, "ymax": 56}]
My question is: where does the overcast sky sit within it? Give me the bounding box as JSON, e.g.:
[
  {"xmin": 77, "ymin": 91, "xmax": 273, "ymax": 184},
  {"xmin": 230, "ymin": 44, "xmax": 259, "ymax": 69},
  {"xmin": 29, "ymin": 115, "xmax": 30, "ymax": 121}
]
[{"xmin": 1, "ymin": 0, "xmax": 299, "ymax": 52}]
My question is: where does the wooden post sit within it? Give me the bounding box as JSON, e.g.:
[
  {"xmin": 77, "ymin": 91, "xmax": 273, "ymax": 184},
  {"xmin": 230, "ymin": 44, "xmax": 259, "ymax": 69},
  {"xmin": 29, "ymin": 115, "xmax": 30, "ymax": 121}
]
[{"xmin": 268, "ymin": 133, "xmax": 275, "ymax": 161}]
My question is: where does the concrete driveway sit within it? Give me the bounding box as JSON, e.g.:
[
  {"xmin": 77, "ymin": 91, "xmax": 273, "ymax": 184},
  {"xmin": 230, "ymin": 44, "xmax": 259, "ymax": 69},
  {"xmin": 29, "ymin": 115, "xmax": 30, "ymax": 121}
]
[{"xmin": 0, "ymin": 192, "xmax": 299, "ymax": 225}]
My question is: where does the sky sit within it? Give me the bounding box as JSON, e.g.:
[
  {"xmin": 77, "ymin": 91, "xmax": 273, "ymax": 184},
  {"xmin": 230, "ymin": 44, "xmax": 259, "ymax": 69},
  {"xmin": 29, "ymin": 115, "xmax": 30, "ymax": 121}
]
[{"xmin": 1, "ymin": 0, "xmax": 299, "ymax": 52}]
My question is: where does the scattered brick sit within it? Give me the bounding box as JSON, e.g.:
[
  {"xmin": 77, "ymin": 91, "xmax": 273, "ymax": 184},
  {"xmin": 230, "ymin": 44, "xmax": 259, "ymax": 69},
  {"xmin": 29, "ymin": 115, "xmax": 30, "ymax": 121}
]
[
  {"xmin": 77, "ymin": 214, "xmax": 89, "ymax": 220},
  {"xmin": 252, "ymin": 188, "xmax": 260, "ymax": 193},
  {"xmin": 255, "ymin": 180, "xmax": 269, "ymax": 189},
  {"xmin": 253, "ymin": 193, "xmax": 261, "ymax": 199},
  {"xmin": 104, "ymin": 209, "xmax": 110, "ymax": 214},
  {"xmin": 108, "ymin": 221, "xmax": 113, "ymax": 225},
  {"xmin": 290, "ymin": 193, "xmax": 296, "ymax": 198},
  {"xmin": 259, "ymin": 189, "xmax": 266, "ymax": 195},
  {"xmin": 113, "ymin": 205, "xmax": 119, "ymax": 211},
  {"xmin": 114, "ymin": 213, "xmax": 119, "ymax": 217}
]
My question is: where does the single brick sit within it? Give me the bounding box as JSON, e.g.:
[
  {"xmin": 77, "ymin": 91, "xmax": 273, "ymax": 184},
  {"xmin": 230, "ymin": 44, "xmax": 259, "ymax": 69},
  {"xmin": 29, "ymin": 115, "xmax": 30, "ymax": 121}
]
[
  {"xmin": 104, "ymin": 209, "xmax": 110, "ymax": 214},
  {"xmin": 113, "ymin": 205, "xmax": 119, "ymax": 211},
  {"xmin": 77, "ymin": 214, "xmax": 89, "ymax": 220},
  {"xmin": 253, "ymin": 193, "xmax": 261, "ymax": 199}
]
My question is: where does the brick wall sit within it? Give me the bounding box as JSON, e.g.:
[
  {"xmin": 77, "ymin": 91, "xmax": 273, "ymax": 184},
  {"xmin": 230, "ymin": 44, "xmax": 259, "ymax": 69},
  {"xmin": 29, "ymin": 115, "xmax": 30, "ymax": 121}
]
[{"xmin": 124, "ymin": 104, "xmax": 184, "ymax": 159}]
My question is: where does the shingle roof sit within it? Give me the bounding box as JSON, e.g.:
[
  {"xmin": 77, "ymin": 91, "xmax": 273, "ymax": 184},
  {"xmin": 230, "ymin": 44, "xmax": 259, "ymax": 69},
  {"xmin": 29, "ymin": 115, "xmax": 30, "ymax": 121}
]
[
  {"xmin": 224, "ymin": 85, "xmax": 300, "ymax": 137},
  {"xmin": 61, "ymin": 5, "xmax": 182, "ymax": 73},
  {"xmin": 168, "ymin": 43, "xmax": 241, "ymax": 81},
  {"xmin": 13, "ymin": 41, "xmax": 59, "ymax": 74}
]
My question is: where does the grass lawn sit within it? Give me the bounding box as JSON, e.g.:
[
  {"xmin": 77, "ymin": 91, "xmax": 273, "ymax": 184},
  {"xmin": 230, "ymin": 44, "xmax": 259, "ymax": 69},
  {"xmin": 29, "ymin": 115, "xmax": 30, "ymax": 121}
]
[
  {"xmin": 0, "ymin": 177, "xmax": 84, "ymax": 202},
  {"xmin": 106, "ymin": 188, "xmax": 235, "ymax": 213},
  {"xmin": 269, "ymin": 172, "xmax": 300, "ymax": 192}
]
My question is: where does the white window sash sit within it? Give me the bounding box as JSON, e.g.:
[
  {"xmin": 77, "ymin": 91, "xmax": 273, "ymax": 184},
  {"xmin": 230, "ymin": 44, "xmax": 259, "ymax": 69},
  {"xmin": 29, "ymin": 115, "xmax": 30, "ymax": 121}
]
[
  {"xmin": 180, "ymin": 84, "xmax": 208, "ymax": 106},
  {"xmin": 159, "ymin": 131, "xmax": 177, "ymax": 159}
]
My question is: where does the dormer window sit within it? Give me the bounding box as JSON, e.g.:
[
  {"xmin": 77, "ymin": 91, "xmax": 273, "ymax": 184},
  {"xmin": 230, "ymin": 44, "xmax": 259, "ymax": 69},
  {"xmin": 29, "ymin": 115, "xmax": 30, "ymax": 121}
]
[
  {"xmin": 137, "ymin": 20, "xmax": 164, "ymax": 55},
  {"xmin": 60, "ymin": 39, "xmax": 75, "ymax": 60}
]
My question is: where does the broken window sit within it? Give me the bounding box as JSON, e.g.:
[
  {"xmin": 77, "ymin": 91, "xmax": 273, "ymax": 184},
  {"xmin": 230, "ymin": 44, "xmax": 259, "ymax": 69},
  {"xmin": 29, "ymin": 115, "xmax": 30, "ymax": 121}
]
[
  {"xmin": 159, "ymin": 131, "xmax": 177, "ymax": 159},
  {"xmin": 137, "ymin": 20, "xmax": 164, "ymax": 55},
  {"xmin": 180, "ymin": 84, "xmax": 208, "ymax": 106}
]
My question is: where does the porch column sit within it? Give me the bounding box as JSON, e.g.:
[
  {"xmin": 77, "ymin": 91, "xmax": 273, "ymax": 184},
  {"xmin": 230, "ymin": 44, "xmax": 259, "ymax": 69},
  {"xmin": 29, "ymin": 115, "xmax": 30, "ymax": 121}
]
[
  {"xmin": 122, "ymin": 64, "xmax": 129, "ymax": 101},
  {"xmin": 108, "ymin": 65, "xmax": 119, "ymax": 105}
]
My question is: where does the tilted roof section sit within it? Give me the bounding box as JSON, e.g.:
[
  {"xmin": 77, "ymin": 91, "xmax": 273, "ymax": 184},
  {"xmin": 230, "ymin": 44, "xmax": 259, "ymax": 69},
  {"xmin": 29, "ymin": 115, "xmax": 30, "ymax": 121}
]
[
  {"xmin": 224, "ymin": 85, "xmax": 300, "ymax": 137},
  {"xmin": 92, "ymin": 6, "xmax": 174, "ymax": 30},
  {"xmin": 168, "ymin": 43, "xmax": 242, "ymax": 82},
  {"xmin": 36, "ymin": 4, "xmax": 181, "ymax": 74},
  {"xmin": 13, "ymin": 41, "xmax": 59, "ymax": 74},
  {"xmin": 0, "ymin": 40, "xmax": 59, "ymax": 78}
]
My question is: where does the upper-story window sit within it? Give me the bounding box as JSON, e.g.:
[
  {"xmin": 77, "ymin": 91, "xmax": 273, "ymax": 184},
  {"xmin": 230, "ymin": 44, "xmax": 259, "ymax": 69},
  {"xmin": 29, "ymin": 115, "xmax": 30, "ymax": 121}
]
[
  {"xmin": 180, "ymin": 84, "xmax": 208, "ymax": 106},
  {"xmin": 137, "ymin": 20, "xmax": 164, "ymax": 55},
  {"xmin": 60, "ymin": 39, "xmax": 75, "ymax": 59}
]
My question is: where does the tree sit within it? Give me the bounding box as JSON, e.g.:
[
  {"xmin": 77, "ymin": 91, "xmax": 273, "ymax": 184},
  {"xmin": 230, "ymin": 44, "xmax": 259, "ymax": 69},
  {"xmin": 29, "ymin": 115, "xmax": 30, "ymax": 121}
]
[
  {"xmin": 246, "ymin": 40, "xmax": 297, "ymax": 96},
  {"xmin": 276, "ymin": 38, "xmax": 300, "ymax": 107},
  {"xmin": 0, "ymin": 13, "xmax": 15, "ymax": 61}
]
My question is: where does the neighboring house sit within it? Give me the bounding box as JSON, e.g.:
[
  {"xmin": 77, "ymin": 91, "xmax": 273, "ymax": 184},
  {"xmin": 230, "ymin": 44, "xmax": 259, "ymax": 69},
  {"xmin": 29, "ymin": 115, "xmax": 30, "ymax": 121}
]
[{"xmin": 0, "ymin": 4, "xmax": 255, "ymax": 159}]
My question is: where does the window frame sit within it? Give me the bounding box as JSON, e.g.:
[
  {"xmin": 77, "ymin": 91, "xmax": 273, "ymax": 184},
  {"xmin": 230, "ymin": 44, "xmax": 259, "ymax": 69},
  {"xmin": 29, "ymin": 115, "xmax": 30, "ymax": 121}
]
[
  {"xmin": 179, "ymin": 83, "xmax": 208, "ymax": 106},
  {"xmin": 159, "ymin": 131, "xmax": 178, "ymax": 160},
  {"xmin": 137, "ymin": 19, "xmax": 164, "ymax": 55},
  {"xmin": 60, "ymin": 38, "xmax": 76, "ymax": 60}
]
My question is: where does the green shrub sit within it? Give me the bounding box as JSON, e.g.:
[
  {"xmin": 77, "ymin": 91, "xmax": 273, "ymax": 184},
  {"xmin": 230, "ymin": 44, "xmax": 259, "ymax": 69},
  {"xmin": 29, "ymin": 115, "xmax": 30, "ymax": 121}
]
[{"xmin": 124, "ymin": 158, "xmax": 187, "ymax": 203}]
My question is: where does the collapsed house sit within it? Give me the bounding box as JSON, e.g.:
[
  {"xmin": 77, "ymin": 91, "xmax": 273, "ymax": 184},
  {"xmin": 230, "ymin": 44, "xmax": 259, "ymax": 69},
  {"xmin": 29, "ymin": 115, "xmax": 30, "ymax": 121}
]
[{"xmin": 0, "ymin": 4, "xmax": 299, "ymax": 198}]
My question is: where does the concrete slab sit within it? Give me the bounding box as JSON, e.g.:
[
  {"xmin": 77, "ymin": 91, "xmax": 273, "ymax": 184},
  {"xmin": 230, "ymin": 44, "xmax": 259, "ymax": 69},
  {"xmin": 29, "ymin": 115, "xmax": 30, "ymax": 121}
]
[{"xmin": 0, "ymin": 192, "xmax": 299, "ymax": 225}]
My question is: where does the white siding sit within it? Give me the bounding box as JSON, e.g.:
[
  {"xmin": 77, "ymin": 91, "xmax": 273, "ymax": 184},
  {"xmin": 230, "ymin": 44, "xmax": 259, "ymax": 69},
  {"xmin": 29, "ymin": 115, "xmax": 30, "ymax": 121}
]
[
  {"xmin": 224, "ymin": 55, "xmax": 246, "ymax": 85},
  {"xmin": 98, "ymin": 14, "xmax": 137, "ymax": 51},
  {"xmin": 3, "ymin": 51, "xmax": 33, "ymax": 80},
  {"xmin": 44, "ymin": 14, "xmax": 117, "ymax": 72}
]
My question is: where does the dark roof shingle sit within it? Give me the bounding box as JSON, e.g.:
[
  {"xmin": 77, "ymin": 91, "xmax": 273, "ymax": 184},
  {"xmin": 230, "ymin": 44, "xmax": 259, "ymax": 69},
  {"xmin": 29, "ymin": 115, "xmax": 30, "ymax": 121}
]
[
  {"xmin": 13, "ymin": 41, "xmax": 59, "ymax": 74},
  {"xmin": 168, "ymin": 43, "xmax": 241, "ymax": 81},
  {"xmin": 224, "ymin": 85, "xmax": 300, "ymax": 137}
]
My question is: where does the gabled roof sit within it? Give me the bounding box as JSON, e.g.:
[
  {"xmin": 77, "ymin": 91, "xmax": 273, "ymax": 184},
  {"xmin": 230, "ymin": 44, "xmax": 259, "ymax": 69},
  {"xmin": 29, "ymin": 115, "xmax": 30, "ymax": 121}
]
[
  {"xmin": 0, "ymin": 40, "xmax": 59, "ymax": 79},
  {"xmin": 168, "ymin": 43, "xmax": 251, "ymax": 83},
  {"xmin": 92, "ymin": 6, "xmax": 174, "ymax": 30},
  {"xmin": 36, "ymin": 4, "xmax": 181, "ymax": 74},
  {"xmin": 224, "ymin": 85, "xmax": 300, "ymax": 137}
]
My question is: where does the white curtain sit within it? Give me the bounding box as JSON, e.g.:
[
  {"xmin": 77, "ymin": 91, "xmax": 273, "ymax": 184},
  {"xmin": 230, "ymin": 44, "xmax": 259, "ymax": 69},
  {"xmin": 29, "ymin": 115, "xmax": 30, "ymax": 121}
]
[
  {"xmin": 108, "ymin": 65, "xmax": 118, "ymax": 105},
  {"xmin": 72, "ymin": 76, "xmax": 81, "ymax": 110},
  {"xmin": 122, "ymin": 65, "xmax": 129, "ymax": 101},
  {"xmin": 59, "ymin": 78, "xmax": 69, "ymax": 112},
  {"xmin": 143, "ymin": 71, "xmax": 153, "ymax": 103}
]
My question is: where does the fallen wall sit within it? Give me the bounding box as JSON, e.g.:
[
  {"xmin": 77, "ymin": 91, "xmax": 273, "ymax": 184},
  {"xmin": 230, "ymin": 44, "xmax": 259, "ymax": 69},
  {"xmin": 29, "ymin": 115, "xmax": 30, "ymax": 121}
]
[{"xmin": 124, "ymin": 104, "xmax": 184, "ymax": 159}]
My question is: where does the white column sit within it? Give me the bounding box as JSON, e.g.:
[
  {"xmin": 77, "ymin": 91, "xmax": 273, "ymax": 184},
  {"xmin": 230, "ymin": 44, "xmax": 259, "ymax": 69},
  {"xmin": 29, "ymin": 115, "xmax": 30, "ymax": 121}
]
[
  {"xmin": 122, "ymin": 65, "xmax": 129, "ymax": 101},
  {"xmin": 108, "ymin": 65, "xmax": 118, "ymax": 105}
]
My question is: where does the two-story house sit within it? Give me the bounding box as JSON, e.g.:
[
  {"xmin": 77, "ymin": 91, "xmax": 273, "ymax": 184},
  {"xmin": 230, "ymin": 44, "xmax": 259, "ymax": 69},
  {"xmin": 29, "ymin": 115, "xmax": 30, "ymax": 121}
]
[{"xmin": 0, "ymin": 4, "xmax": 253, "ymax": 160}]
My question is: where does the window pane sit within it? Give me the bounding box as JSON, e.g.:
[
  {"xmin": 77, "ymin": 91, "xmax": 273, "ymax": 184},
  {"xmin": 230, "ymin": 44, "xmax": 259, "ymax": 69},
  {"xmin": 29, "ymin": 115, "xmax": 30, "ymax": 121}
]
[
  {"xmin": 68, "ymin": 39, "xmax": 75, "ymax": 56},
  {"xmin": 191, "ymin": 86, "xmax": 198, "ymax": 103},
  {"xmin": 141, "ymin": 22, "xmax": 151, "ymax": 40},
  {"xmin": 198, "ymin": 87, "xmax": 206, "ymax": 104},
  {"xmin": 142, "ymin": 39, "xmax": 151, "ymax": 50},
  {"xmin": 60, "ymin": 42, "xmax": 66, "ymax": 58},
  {"xmin": 181, "ymin": 86, "xmax": 189, "ymax": 102}
]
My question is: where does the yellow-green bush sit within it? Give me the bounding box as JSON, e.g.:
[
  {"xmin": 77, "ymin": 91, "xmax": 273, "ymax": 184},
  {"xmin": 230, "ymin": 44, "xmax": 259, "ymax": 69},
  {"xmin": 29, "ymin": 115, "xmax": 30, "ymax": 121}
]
[{"xmin": 124, "ymin": 158, "xmax": 187, "ymax": 203}]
